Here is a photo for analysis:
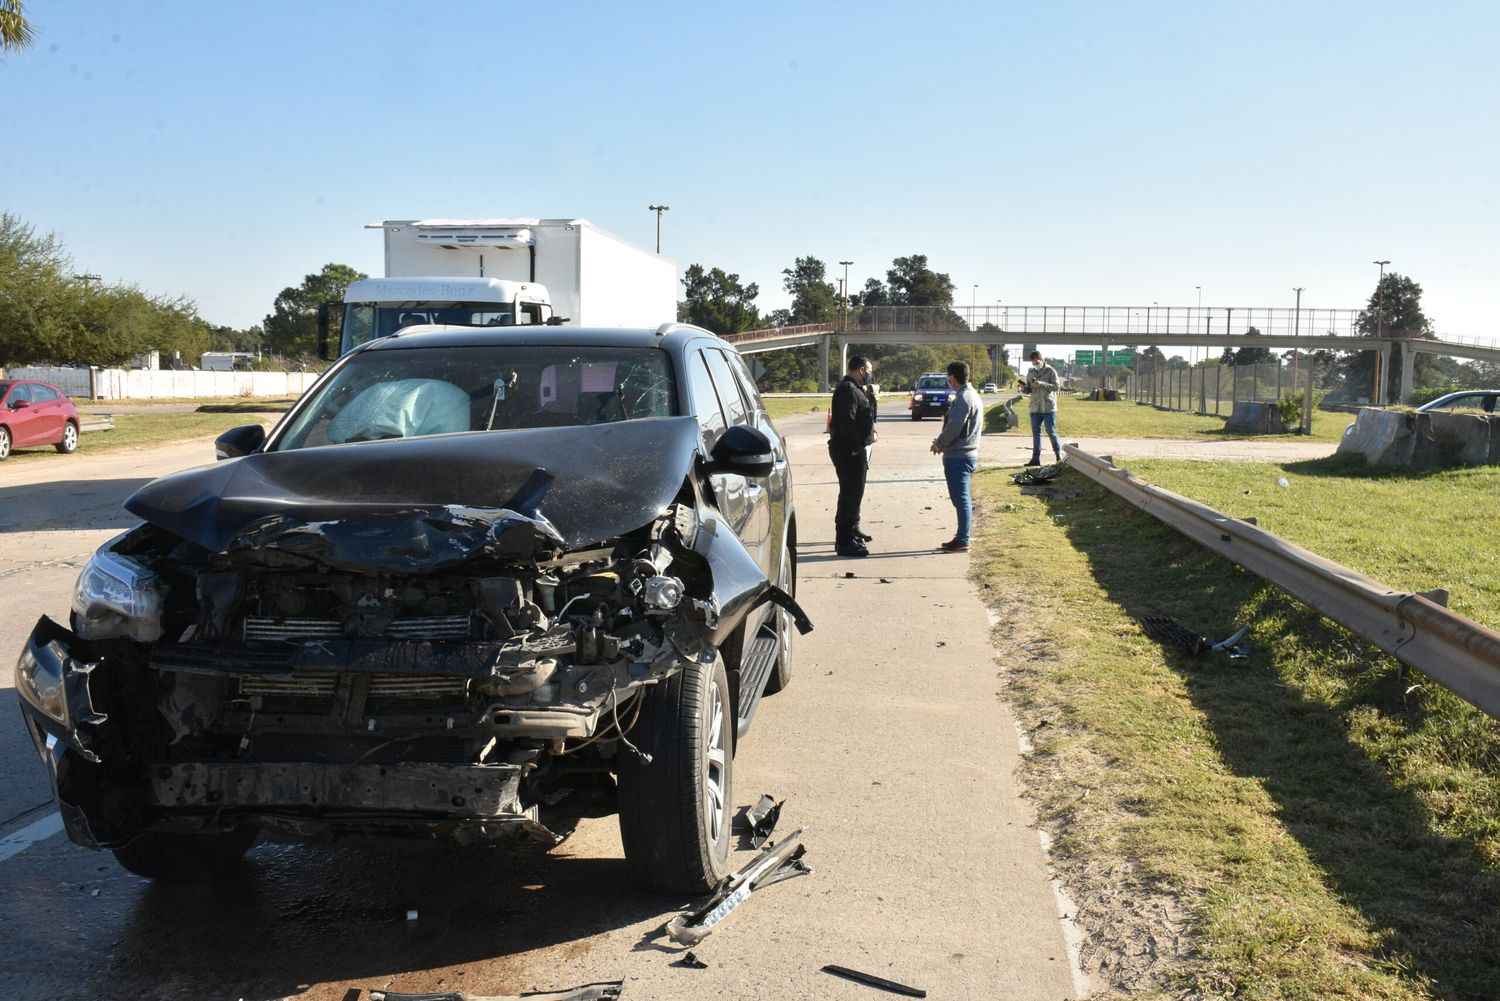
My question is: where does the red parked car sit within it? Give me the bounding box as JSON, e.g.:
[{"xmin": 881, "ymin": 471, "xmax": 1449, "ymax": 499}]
[{"xmin": 0, "ymin": 380, "xmax": 81, "ymax": 460}]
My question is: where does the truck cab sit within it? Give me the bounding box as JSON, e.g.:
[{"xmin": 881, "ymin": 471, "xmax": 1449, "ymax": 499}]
[{"xmin": 325, "ymin": 277, "xmax": 554, "ymax": 357}]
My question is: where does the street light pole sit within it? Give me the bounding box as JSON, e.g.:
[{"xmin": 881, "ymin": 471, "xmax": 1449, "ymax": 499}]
[
  {"xmin": 647, "ymin": 205, "xmax": 669, "ymax": 254},
  {"xmin": 1195, "ymin": 286, "xmax": 1202, "ymax": 364},
  {"xmin": 838, "ymin": 260, "xmax": 853, "ymax": 332},
  {"xmin": 1373, "ymin": 259, "xmax": 1390, "ymax": 404}
]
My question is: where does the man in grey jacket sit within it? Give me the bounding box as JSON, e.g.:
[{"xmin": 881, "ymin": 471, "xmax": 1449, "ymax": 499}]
[
  {"xmin": 929, "ymin": 360, "xmax": 983, "ymax": 553},
  {"xmin": 1021, "ymin": 349, "xmax": 1062, "ymax": 467}
]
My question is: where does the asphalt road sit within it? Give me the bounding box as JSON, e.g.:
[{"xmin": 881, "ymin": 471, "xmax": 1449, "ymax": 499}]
[{"xmin": 0, "ymin": 416, "xmax": 1079, "ymax": 1000}]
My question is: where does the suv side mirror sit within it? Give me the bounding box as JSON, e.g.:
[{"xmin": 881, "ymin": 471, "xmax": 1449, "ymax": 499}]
[
  {"xmin": 707, "ymin": 424, "xmax": 776, "ymax": 478},
  {"xmin": 215, "ymin": 424, "xmax": 266, "ymax": 461}
]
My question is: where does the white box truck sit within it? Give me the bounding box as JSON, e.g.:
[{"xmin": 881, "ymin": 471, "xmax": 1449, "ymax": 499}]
[{"xmin": 320, "ymin": 218, "xmax": 678, "ymax": 356}]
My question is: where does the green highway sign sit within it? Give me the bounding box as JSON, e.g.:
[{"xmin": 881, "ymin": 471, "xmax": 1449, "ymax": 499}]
[{"xmin": 1073, "ymin": 350, "xmax": 1135, "ymax": 366}]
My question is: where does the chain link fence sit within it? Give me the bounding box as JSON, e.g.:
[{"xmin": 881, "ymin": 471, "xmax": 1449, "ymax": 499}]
[{"xmin": 1068, "ymin": 360, "xmax": 1329, "ymax": 429}]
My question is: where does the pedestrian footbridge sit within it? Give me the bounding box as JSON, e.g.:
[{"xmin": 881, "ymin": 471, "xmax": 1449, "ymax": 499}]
[{"xmin": 721, "ymin": 305, "xmax": 1500, "ymax": 404}]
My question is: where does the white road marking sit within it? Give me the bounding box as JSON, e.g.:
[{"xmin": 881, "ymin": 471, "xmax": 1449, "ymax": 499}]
[{"xmin": 0, "ymin": 812, "xmax": 64, "ymax": 863}]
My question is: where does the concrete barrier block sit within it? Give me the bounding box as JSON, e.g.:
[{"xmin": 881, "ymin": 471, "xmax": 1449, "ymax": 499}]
[
  {"xmin": 1225, "ymin": 401, "xmax": 1287, "ymax": 435},
  {"xmin": 1336, "ymin": 408, "xmax": 1416, "ymax": 465},
  {"xmin": 1424, "ymin": 411, "xmax": 1497, "ymax": 465}
]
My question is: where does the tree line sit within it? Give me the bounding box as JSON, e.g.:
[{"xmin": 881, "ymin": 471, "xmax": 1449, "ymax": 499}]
[
  {"xmin": 678, "ymin": 254, "xmax": 1014, "ymax": 392},
  {"xmin": 0, "ymin": 212, "xmax": 366, "ymax": 370}
]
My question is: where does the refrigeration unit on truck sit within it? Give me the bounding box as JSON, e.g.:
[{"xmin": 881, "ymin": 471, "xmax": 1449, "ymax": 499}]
[{"xmin": 320, "ymin": 218, "xmax": 678, "ymax": 357}]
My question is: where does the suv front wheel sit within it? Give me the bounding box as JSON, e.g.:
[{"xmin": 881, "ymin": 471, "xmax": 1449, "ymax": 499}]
[{"xmin": 617, "ymin": 654, "xmax": 733, "ymax": 894}]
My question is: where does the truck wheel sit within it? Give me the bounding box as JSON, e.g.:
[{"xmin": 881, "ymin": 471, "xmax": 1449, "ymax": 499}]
[
  {"xmin": 764, "ymin": 544, "xmax": 795, "ymax": 695},
  {"xmin": 56, "ymin": 421, "xmax": 78, "ymax": 454},
  {"xmin": 112, "ymin": 826, "xmax": 259, "ymax": 881},
  {"xmin": 618, "ymin": 655, "xmax": 732, "ymax": 894}
]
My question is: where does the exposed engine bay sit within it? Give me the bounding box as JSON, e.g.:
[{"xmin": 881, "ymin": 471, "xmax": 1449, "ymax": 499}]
[{"xmin": 21, "ymin": 475, "xmax": 806, "ymax": 851}]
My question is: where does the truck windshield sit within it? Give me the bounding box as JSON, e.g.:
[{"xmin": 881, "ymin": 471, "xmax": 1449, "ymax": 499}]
[
  {"xmin": 343, "ymin": 302, "xmax": 541, "ymax": 352},
  {"xmin": 273, "ymin": 344, "xmax": 677, "ymax": 451}
]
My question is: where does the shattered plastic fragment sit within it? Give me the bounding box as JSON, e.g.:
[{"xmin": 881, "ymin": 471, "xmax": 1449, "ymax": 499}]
[
  {"xmin": 743, "ymin": 794, "xmax": 783, "ymax": 848},
  {"xmin": 672, "ymin": 951, "xmax": 708, "ymax": 970}
]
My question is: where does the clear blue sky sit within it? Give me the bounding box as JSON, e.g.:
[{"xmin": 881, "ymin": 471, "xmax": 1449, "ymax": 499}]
[{"xmin": 5, "ymin": 0, "xmax": 1497, "ymax": 337}]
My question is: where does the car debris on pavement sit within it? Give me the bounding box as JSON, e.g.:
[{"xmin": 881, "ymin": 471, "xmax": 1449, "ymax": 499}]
[
  {"xmin": 741, "ymin": 793, "xmax": 783, "ymax": 848},
  {"xmin": 369, "ymin": 982, "xmax": 623, "ymax": 1001},
  {"xmin": 821, "ymin": 964, "xmax": 927, "ymax": 998},
  {"xmin": 666, "ymin": 825, "xmax": 812, "ymax": 946}
]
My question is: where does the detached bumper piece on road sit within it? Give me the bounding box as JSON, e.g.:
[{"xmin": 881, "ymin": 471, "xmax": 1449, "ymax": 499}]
[
  {"xmin": 371, "ymin": 983, "xmax": 623, "ymax": 1001},
  {"xmin": 665, "ymin": 825, "xmax": 812, "ymax": 946}
]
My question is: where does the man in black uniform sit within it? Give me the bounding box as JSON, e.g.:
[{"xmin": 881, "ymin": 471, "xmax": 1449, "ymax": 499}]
[{"xmin": 828, "ymin": 355, "xmax": 878, "ymax": 557}]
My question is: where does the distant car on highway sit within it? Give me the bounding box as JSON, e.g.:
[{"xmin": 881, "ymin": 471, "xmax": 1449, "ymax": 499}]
[
  {"xmin": 0, "ymin": 380, "xmax": 80, "ymax": 461},
  {"xmin": 981, "ymin": 382, "xmax": 999, "ymax": 394},
  {"xmin": 1416, "ymin": 390, "xmax": 1498, "ymax": 414},
  {"xmin": 908, "ymin": 372, "xmax": 955, "ymax": 421}
]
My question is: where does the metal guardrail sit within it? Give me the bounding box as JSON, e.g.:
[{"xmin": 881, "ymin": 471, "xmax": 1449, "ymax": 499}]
[
  {"xmin": 1062, "ymin": 444, "xmax": 1500, "ymax": 718},
  {"xmin": 79, "ymin": 415, "xmax": 114, "ymax": 433}
]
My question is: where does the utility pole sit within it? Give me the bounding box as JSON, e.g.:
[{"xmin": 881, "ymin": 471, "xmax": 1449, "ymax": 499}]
[
  {"xmin": 1372, "ymin": 260, "xmax": 1390, "ymax": 404},
  {"xmin": 648, "ymin": 205, "xmax": 669, "ymax": 254}
]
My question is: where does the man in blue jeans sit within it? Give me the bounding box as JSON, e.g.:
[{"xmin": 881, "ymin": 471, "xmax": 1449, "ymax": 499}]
[
  {"xmin": 929, "ymin": 361, "xmax": 982, "ymax": 553},
  {"xmin": 1020, "ymin": 350, "xmax": 1061, "ymax": 466}
]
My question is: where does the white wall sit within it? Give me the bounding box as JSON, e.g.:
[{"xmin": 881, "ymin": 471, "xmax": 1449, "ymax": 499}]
[{"xmin": 8, "ymin": 366, "xmax": 319, "ymax": 400}]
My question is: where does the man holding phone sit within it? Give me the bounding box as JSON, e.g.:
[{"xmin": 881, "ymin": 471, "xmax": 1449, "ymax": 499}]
[{"xmin": 1019, "ymin": 350, "xmax": 1061, "ymax": 467}]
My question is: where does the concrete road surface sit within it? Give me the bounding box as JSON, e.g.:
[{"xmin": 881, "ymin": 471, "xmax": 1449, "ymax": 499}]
[{"xmin": 0, "ymin": 417, "xmax": 1078, "ymax": 1000}]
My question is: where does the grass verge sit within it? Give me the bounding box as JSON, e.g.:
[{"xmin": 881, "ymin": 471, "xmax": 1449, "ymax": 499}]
[
  {"xmin": 985, "ymin": 396, "xmax": 1348, "ymax": 442},
  {"xmin": 973, "ymin": 463, "xmax": 1500, "ymax": 998}
]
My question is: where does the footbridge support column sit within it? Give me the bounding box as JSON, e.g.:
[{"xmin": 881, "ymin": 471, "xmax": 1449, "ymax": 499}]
[
  {"xmin": 1377, "ymin": 343, "xmax": 1394, "ymax": 406},
  {"xmin": 820, "ymin": 335, "xmax": 832, "ymax": 392},
  {"xmin": 1399, "ymin": 341, "xmax": 1416, "ymax": 405}
]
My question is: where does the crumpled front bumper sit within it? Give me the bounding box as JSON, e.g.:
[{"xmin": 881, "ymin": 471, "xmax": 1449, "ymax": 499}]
[{"xmin": 14, "ymin": 616, "xmax": 116, "ymax": 850}]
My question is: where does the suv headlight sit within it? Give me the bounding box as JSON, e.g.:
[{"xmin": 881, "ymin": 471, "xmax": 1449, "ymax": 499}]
[
  {"xmin": 72, "ymin": 551, "xmax": 164, "ymax": 642},
  {"xmin": 16, "ymin": 642, "xmax": 67, "ymax": 724}
]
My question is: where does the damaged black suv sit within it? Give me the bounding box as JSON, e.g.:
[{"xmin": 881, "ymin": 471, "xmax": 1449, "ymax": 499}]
[{"xmin": 15, "ymin": 323, "xmax": 808, "ymax": 893}]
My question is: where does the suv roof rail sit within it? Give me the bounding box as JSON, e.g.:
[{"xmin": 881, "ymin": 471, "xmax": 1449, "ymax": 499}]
[{"xmin": 654, "ymin": 322, "xmax": 709, "ymax": 338}]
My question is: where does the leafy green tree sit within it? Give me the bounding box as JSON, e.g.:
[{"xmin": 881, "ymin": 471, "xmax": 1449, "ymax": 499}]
[
  {"xmin": 263, "ymin": 263, "xmax": 367, "ymax": 358},
  {"xmin": 782, "ymin": 257, "xmax": 838, "ymax": 325},
  {"xmin": 0, "ymin": 212, "xmax": 71, "ymax": 364},
  {"xmin": 1343, "ymin": 271, "xmax": 1437, "ymax": 401},
  {"xmin": 1, "ymin": 1, "xmax": 34, "ymax": 55},
  {"xmin": 1220, "ymin": 327, "xmax": 1276, "ymax": 366},
  {"xmin": 677, "ymin": 264, "xmax": 759, "ymax": 336}
]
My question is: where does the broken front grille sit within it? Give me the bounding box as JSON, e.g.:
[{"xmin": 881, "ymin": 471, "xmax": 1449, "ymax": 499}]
[
  {"xmin": 242, "ymin": 614, "xmax": 474, "ymax": 642},
  {"xmin": 238, "ymin": 673, "xmax": 471, "ymax": 703}
]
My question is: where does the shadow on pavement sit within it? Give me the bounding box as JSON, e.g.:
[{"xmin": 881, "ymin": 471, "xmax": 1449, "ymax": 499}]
[
  {"xmin": 0, "ymin": 478, "xmax": 153, "ymax": 534},
  {"xmin": 22, "ymin": 840, "xmax": 676, "ymax": 999}
]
